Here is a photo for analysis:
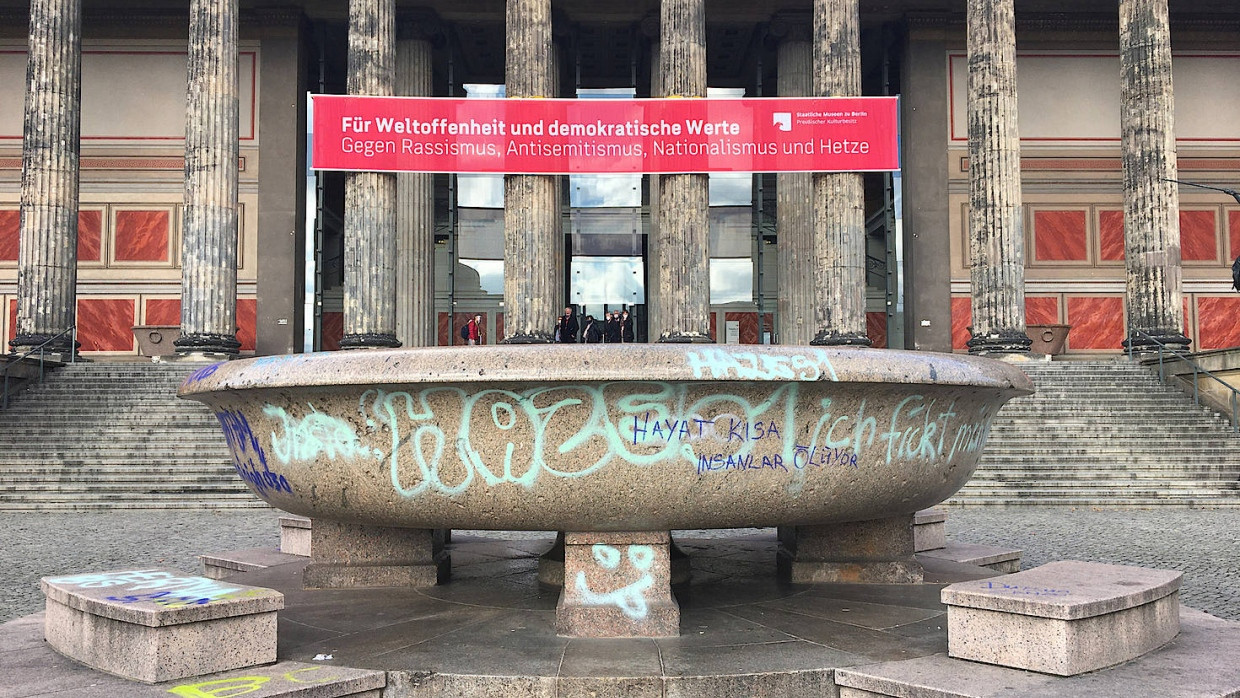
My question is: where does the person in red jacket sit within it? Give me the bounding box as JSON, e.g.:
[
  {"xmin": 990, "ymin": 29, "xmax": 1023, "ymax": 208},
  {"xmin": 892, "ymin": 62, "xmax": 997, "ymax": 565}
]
[{"xmin": 467, "ymin": 314, "xmax": 483, "ymax": 345}]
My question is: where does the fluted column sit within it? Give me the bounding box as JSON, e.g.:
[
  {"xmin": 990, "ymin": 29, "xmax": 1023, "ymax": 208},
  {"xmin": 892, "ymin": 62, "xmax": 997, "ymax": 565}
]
[
  {"xmin": 341, "ymin": 0, "xmax": 400, "ymax": 349},
  {"xmin": 12, "ymin": 0, "xmax": 82, "ymax": 356},
  {"xmin": 502, "ymin": 0, "xmax": 557, "ymax": 343},
  {"xmin": 965, "ymin": 0, "xmax": 1029, "ymax": 355},
  {"xmin": 1120, "ymin": 0, "xmax": 1188, "ymax": 352},
  {"xmin": 810, "ymin": 0, "xmax": 869, "ymax": 346},
  {"xmin": 396, "ymin": 17, "xmax": 436, "ymax": 348},
  {"xmin": 771, "ymin": 15, "xmax": 814, "ymax": 345},
  {"xmin": 657, "ymin": 0, "xmax": 710, "ymax": 343},
  {"xmin": 644, "ymin": 16, "xmax": 664, "ymax": 342},
  {"xmin": 176, "ymin": 0, "xmax": 241, "ymax": 356}
]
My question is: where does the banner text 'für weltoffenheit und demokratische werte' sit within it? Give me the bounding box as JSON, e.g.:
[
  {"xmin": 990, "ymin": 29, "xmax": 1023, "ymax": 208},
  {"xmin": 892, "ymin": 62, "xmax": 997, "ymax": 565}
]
[{"xmin": 311, "ymin": 96, "xmax": 899, "ymax": 174}]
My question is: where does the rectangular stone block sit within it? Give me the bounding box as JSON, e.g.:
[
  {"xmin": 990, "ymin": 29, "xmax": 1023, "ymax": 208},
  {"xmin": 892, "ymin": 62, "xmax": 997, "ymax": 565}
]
[
  {"xmin": 920, "ymin": 541, "xmax": 1021, "ymax": 573},
  {"xmin": 913, "ymin": 508, "xmax": 946, "ymax": 552},
  {"xmin": 280, "ymin": 515, "xmax": 312, "ymax": 557},
  {"xmin": 303, "ymin": 520, "xmax": 448, "ymax": 589},
  {"xmin": 780, "ymin": 515, "xmax": 923, "ymax": 584},
  {"xmin": 41, "ymin": 568, "xmax": 283, "ymax": 684},
  {"xmin": 557, "ymin": 531, "xmax": 679, "ymax": 638},
  {"xmin": 942, "ymin": 560, "xmax": 1181, "ymax": 676}
]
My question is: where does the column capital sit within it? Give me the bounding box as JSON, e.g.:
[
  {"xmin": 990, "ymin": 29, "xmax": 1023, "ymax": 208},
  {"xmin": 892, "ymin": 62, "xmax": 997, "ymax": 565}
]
[
  {"xmin": 396, "ymin": 8, "xmax": 445, "ymax": 46},
  {"xmin": 768, "ymin": 11, "xmax": 813, "ymax": 44}
]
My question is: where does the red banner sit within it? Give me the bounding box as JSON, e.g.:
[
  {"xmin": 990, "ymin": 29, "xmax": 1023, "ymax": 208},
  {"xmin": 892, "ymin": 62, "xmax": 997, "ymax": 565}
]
[{"xmin": 311, "ymin": 96, "xmax": 899, "ymax": 174}]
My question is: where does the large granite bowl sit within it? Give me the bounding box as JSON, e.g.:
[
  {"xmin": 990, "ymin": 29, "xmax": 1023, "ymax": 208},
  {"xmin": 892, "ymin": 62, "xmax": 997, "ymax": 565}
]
[{"xmin": 178, "ymin": 345, "xmax": 1031, "ymax": 531}]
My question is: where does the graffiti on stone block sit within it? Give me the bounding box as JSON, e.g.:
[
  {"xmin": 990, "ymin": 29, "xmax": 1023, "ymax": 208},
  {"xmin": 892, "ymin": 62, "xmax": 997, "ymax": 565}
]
[
  {"xmin": 979, "ymin": 581, "xmax": 1070, "ymax": 597},
  {"xmin": 573, "ymin": 544, "xmax": 655, "ymax": 620},
  {"xmin": 182, "ymin": 362, "xmax": 221, "ymax": 387},
  {"xmin": 685, "ymin": 348, "xmax": 839, "ymax": 381},
  {"xmin": 166, "ymin": 666, "xmax": 341, "ymax": 697},
  {"xmin": 47, "ymin": 570, "xmax": 255, "ymax": 608}
]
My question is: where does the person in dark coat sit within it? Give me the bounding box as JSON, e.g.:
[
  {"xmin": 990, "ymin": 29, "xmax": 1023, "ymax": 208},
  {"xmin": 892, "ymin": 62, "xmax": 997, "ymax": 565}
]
[
  {"xmin": 558, "ymin": 306, "xmax": 579, "ymax": 343},
  {"xmin": 582, "ymin": 315, "xmax": 602, "ymax": 344},
  {"xmin": 620, "ymin": 309, "xmax": 635, "ymax": 343},
  {"xmin": 605, "ymin": 310, "xmax": 621, "ymax": 343}
]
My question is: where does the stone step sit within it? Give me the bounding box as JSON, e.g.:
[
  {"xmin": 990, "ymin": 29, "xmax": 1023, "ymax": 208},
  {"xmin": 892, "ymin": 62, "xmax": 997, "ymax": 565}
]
[{"xmin": 0, "ymin": 500, "xmax": 267, "ymax": 511}]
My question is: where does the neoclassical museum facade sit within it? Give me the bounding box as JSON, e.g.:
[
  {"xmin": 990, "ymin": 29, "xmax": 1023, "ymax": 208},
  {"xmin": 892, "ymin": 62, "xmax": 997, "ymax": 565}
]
[{"xmin": 2, "ymin": 0, "xmax": 1239, "ymax": 358}]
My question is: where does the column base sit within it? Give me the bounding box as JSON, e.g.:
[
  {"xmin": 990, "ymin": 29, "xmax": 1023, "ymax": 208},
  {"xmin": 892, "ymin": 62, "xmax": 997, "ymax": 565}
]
[
  {"xmin": 174, "ymin": 332, "xmax": 241, "ymax": 356},
  {"xmin": 966, "ymin": 328, "xmax": 1032, "ymax": 355},
  {"xmin": 501, "ymin": 332, "xmax": 554, "ymax": 344},
  {"xmin": 9, "ymin": 333, "xmax": 80, "ymax": 360},
  {"xmin": 1123, "ymin": 329, "xmax": 1190, "ymax": 354},
  {"xmin": 302, "ymin": 520, "xmax": 448, "ymax": 589},
  {"xmin": 777, "ymin": 516, "xmax": 924, "ymax": 584},
  {"xmin": 556, "ymin": 531, "xmax": 680, "ymax": 638},
  {"xmin": 658, "ymin": 331, "xmax": 714, "ymax": 343},
  {"xmin": 810, "ymin": 330, "xmax": 872, "ymax": 347},
  {"xmin": 339, "ymin": 333, "xmax": 401, "ymax": 349},
  {"xmin": 164, "ymin": 350, "xmax": 234, "ymax": 364}
]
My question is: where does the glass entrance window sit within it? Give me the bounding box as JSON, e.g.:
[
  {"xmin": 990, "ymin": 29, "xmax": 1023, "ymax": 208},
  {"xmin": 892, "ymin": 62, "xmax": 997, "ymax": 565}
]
[
  {"xmin": 708, "ymin": 87, "xmax": 755, "ymax": 306},
  {"xmin": 456, "ymin": 84, "xmax": 506, "ymax": 300}
]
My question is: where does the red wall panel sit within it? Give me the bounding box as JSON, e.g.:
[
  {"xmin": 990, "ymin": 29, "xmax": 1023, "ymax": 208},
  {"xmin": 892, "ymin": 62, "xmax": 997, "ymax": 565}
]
[
  {"xmin": 78, "ymin": 210, "xmax": 102, "ymax": 262},
  {"xmin": 866, "ymin": 311, "xmax": 887, "ymax": 349},
  {"xmin": 1026, "ymin": 296, "xmax": 1060, "ymax": 325},
  {"xmin": 237, "ymin": 298, "xmax": 256, "ymax": 351},
  {"xmin": 1067, "ymin": 296, "xmax": 1125, "ymax": 350},
  {"xmin": 1099, "ymin": 209, "xmax": 1125, "ymax": 261},
  {"xmin": 77, "ymin": 298, "xmax": 135, "ymax": 352},
  {"xmin": 1180, "ymin": 210, "xmax": 1218, "ymax": 262},
  {"xmin": 1034, "ymin": 210, "xmax": 1087, "ymax": 261},
  {"xmin": 321, "ymin": 312, "xmax": 343, "ymax": 351},
  {"xmin": 0, "ymin": 209, "xmax": 17, "ymax": 262},
  {"xmin": 1197, "ymin": 296, "xmax": 1240, "ymax": 350},
  {"xmin": 114, "ymin": 210, "xmax": 170, "ymax": 262},
  {"xmin": 951, "ymin": 296, "xmax": 971, "ymax": 351}
]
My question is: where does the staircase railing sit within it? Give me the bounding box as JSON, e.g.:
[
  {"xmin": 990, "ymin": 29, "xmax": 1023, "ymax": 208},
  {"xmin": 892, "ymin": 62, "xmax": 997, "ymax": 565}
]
[
  {"xmin": 1127, "ymin": 329, "xmax": 1240, "ymax": 432},
  {"xmin": 1, "ymin": 326, "xmax": 77, "ymax": 410}
]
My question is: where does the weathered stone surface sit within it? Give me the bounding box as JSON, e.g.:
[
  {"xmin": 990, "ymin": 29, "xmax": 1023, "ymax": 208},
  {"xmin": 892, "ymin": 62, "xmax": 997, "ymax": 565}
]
[
  {"xmin": 965, "ymin": 0, "xmax": 1030, "ymax": 355},
  {"xmin": 342, "ymin": 0, "xmax": 400, "ymax": 349},
  {"xmin": 657, "ymin": 0, "xmax": 711, "ymax": 343},
  {"xmin": 557, "ymin": 531, "xmax": 679, "ymax": 637},
  {"xmin": 942, "ymin": 561, "xmax": 1182, "ymax": 675},
  {"xmin": 774, "ymin": 30, "xmax": 815, "ymax": 346},
  {"xmin": 177, "ymin": 0, "xmax": 242, "ymax": 357},
  {"xmin": 41, "ymin": 568, "xmax": 282, "ymax": 683},
  {"xmin": 303, "ymin": 519, "xmax": 448, "ymax": 589},
  {"xmin": 811, "ymin": 0, "xmax": 869, "ymax": 347},
  {"xmin": 913, "ymin": 508, "xmax": 947, "ymax": 552},
  {"xmin": 781, "ymin": 515, "xmax": 923, "ymax": 584},
  {"xmin": 1120, "ymin": 0, "xmax": 1189, "ymax": 352},
  {"xmin": 199, "ymin": 548, "xmax": 308, "ymax": 579},
  {"xmin": 396, "ymin": 27, "xmax": 436, "ymax": 349},
  {"xmin": 12, "ymin": 0, "xmax": 82, "ymax": 355},
  {"xmin": 178, "ymin": 345, "xmax": 1030, "ymax": 532},
  {"xmin": 503, "ymin": 0, "xmax": 559, "ymax": 344}
]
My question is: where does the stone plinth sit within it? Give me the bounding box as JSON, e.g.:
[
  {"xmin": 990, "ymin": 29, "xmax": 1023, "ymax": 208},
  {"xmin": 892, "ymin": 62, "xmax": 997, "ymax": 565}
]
[
  {"xmin": 556, "ymin": 531, "xmax": 679, "ymax": 638},
  {"xmin": 922, "ymin": 541, "xmax": 1021, "ymax": 574},
  {"xmin": 913, "ymin": 508, "xmax": 946, "ymax": 552},
  {"xmin": 942, "ymin": 561, "xmax": 1181, "ymax": 676},
  {"xmin": 303, "ymin": 519, "xmax": 448, "ymax": 589},
  {"xmin": 40, "ymin": 568, "xmax": 282, "ymax": 684},
  {"xmin": 279, "ymin": 515, "xmax": 311, "ymax": 557},
  {"xmin": 781, "ymin": 514, "xmax": 924, "ymax": 584}
]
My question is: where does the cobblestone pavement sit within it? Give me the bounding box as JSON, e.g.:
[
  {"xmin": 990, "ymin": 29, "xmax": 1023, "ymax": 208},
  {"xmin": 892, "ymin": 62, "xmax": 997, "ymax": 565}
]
[{"xmin": 2, "ymin": 507, "xmax": 1238, "ymax": 623}]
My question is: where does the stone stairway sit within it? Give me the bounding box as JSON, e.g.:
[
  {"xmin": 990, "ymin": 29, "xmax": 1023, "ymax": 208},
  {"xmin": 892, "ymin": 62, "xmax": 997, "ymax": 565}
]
[
  {"xmin": 949, "ymin": 358, "xmax": 1240, "ymax": 507},
  {"xmin": 0, "ymin": 362, "xmax": 263, "ymax": 511}
]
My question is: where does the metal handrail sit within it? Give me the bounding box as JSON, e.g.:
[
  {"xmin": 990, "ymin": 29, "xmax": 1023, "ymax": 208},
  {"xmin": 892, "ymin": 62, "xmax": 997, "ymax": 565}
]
[
  {"xmin": 1127, "ymin": 328, "xmax": 1240, "ymax": 432},
  {"xmin": 1, "ymin": 325, "xmax": 77, "ymax": 410}
]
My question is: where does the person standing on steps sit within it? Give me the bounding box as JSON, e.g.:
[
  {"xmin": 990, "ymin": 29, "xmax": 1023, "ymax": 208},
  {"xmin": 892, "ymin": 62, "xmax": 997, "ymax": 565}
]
[
  {"xmin": 466, "ymin": 314, "xmax": 483, "ymax": 345},
  {"xmin": 605, "ymin": 310, "xmax": 621, "ymax": 344},
  {"xmin": 558, "ymin": 307, "xmax": 579, "ymax": 343},
  {"xmin": 582, "ymin": 315, "xmax": 602, "ymax": 344},
  {"xmin": 621, "ymin": 309, "xmax": 635, "ymax": 343}
]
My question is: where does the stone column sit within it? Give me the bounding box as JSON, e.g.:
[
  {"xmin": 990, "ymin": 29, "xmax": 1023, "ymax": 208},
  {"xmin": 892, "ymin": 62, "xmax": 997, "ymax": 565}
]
[
  {"xmin": 808, "ymin": 0, "xmax": 869, "ymax": 347},
  {"xmin": 964, "ymin": 0, "xmax": 1030, "ymax": 355},
  {"xmin": 176, "ymin": 0, "xmax": 241, "ymax": 357},
  {"xmin": 1120, "ymin": 0, "xmax": 1189, "ymax": 352},
  {"xmin": 396, "ymin": 16, "xmax": 437, "ymax": 348},
  {"xmin": 341, "ymin": 0, "xmax": 400, "ymax": 349},
  {"xmin": 11, "ymin": 0, "xmax": 82, "ymax": 356},
  {"xmin": 770, "ymin": 15, "xmax": 814, "ymax": 345},
  {"xmin": 502, "ymin": 0, "xmax": 557, "ymax": 343},
  {"xmin": 656, "ymin": 0, "xmax": 711, "ymax": 343}
]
